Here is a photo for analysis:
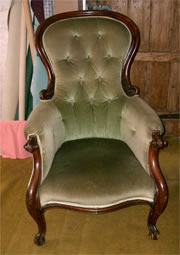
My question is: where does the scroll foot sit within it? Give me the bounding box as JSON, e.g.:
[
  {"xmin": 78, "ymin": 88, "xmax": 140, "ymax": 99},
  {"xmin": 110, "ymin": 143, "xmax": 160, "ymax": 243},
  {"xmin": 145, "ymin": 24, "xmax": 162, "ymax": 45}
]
[
  {"xmin": 148, "ymin": 224, "xmax": 160, "ymax": 240},
  {"xmin": 34, "ymin": 233, "xmax": 45, "ymax": 246}
]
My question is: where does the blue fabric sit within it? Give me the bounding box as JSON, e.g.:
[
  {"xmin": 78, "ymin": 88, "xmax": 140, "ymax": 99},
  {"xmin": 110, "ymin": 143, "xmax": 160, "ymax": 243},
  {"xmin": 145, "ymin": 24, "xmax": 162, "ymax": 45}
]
[{"xmin": 32, "ymin": 17, "xmax": 48, "ymax": 108}]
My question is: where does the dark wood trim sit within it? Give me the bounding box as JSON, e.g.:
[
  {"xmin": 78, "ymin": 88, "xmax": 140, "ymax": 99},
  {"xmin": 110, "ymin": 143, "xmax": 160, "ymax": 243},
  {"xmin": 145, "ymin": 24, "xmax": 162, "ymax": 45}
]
[
  {"xmin": 148, "ymin": 131, "xmax": 168, "ymax": 240},
  {"xmin": 42, "ymin": 199, "xmax": 152, "ymax": 215},
  {"xmin": 24, "ymin": 136, "xmax": 46, "ymax": 246},
  {"xmin": 159, "ymin": 113, "xmax": 180, "ymax": 119},
  {"xmin": 35, "ymin": 10, "xmax": 140, "ymax": 99}
]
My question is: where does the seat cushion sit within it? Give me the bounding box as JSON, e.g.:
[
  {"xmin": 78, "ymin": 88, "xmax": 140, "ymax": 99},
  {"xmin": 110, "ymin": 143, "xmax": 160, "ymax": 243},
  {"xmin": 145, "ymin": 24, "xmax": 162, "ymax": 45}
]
[{"xmin": 40, "ymin": 138, "xmax": 155, "ymax": 208}]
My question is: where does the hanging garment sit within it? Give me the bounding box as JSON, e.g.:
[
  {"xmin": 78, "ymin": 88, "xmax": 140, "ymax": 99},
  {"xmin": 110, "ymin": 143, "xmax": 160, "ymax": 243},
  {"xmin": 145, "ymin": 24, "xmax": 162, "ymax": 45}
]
[
  {"xmin": 31, "ymin": 0, "xmax": 44, "ymax": 23},
  {"xmin": 43, "ymin": 0, "xmax": 54, "ymax": 19}
]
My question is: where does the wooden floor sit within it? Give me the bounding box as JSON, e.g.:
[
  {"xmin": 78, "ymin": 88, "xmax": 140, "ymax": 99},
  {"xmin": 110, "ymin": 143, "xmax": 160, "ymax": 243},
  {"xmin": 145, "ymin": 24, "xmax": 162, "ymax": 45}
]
[{"xmin": 1, "ymin": 137, "xmax": 179, "ymax": 255}]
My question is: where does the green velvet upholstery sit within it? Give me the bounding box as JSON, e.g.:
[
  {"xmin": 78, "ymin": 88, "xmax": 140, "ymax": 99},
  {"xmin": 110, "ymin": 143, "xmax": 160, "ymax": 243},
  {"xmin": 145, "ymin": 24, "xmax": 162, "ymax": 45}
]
[
  {"xmin": 40, "ymin": 138, "xmax": 154, "ymax": 208},
  {"xmin": 120, "ymin": 97, "xmax": 164, "ymax": 173},
  {"xmin": 43, "ymin": 17, "xmax": 131, "ymax": 142},
  {"xmin": 24, "ymin": 14, "xmax": 164, "ymax": 207},
  {"xmin": 24, "ymin": 101, "xmax": 65, "ymax": 181}
]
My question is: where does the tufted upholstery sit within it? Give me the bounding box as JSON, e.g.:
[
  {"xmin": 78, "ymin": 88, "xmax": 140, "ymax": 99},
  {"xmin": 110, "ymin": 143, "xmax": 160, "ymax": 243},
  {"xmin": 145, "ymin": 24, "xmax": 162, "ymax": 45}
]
[{"xmin": 43, "ymin": 17, "xmax": 131, "ymax": 141}]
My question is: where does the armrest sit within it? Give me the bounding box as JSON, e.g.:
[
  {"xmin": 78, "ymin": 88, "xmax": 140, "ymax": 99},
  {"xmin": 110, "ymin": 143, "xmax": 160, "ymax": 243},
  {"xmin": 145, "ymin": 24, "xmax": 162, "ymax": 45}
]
[
  {"xmin": 120, "ymin": 96, "xmax": 164, "ymax": 174},
  {"xmin": 24, "ymin": 101, "xmax": 65, "ymax": 182}
]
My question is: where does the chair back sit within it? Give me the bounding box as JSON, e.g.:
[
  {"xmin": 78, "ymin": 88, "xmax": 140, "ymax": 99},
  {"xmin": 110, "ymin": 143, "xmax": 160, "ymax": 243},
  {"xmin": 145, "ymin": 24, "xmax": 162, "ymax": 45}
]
[{"xmin": 36, "ymin": 11, "xmax": 140, "ymax": 140}]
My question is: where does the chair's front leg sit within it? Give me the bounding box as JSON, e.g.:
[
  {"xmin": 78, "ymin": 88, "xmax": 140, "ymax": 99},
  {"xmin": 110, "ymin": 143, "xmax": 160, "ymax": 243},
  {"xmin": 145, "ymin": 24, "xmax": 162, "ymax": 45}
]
[
  {"xmin": 24, "ymin": 135, "xmax": 46, "ymax": 246},
  {"xmin": 148, "ymin": 131, "xmax": 168, "ymax": 240}
]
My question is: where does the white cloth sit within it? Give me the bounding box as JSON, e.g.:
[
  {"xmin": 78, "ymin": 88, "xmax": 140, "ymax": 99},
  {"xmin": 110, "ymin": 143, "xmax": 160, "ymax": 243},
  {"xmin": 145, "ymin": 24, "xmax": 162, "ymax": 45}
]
[
  {"xmin": 2, "ymin": 0, "xmax": 21, "ymax": 120},
  {"xmin": 0, "ymin": 0, "xmax": 11, "ymax": 120}
]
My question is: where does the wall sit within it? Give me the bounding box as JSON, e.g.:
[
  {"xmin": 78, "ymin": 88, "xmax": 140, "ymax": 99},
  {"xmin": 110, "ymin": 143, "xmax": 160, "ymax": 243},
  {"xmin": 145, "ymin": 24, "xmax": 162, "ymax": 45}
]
[
  {"xmin": 54, "ymin": 0, "xmax": 78, "ymax": 13},
  {"xmin": 112, "ymin": 0, "xmax": 179, "ymax": 136}
]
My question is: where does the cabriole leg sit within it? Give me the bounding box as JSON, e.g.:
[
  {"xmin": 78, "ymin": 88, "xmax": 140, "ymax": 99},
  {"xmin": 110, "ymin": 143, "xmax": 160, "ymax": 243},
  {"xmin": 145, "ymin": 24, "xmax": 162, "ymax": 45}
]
[
  {"xmin": 148, "ymin": 131, "xmax": 168, "ymax": 240},
  {"xmin": 148, "ymin": 207, "xmax": 160, "ymax": 240},
  {"xmin": 25, "ymin": 135, "xmax": 46, "ymax": 245},
  {"xmin": 26, "ymin": 201, "xmax": 46, "ymax": 245}
]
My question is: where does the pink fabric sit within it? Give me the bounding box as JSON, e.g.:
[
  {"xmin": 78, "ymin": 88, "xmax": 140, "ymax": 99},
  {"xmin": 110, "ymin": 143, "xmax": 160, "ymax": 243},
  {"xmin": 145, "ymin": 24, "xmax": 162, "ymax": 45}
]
[{"xmin": 0, "ymin": 121, "xmax": 32, "ymax": 159}]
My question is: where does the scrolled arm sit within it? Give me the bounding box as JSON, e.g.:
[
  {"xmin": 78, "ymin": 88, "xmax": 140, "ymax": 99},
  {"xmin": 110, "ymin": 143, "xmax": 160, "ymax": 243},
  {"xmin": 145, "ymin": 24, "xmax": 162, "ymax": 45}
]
[
  {"xmin": 24, "ymin": 101, "xmax": 65, "ymax": 182},
  {"xmin": 120, "ymin": 96, "xmax": 164, "ymax": 174}
]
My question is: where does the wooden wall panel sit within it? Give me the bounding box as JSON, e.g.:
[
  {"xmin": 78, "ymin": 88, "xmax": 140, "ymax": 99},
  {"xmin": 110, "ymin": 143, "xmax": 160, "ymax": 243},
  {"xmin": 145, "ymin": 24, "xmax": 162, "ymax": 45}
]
[
  {"xmin": 151, "ymin": 0, "xmax": 174, "ymax": 51},
  {"xmin": 127, "ymin": 0, "xmax": 151, "ymax": 51},
  {"xmin": 167, "ymin": 62, "xmax": 180, "ymax": 112},
  {"xmin": 131, "ymin": 61, "xmax": 149, "ymax": 99},
  {"xmin": 112, "ymin": 0, "xmax": 180, "ymax": 136},
  {"xmin": 162, "ymin": 119, "xmax": 180, "ymax": 136},
  {"xmin": 131, "ymin": 60, "xmax": 179, "ymax": 136},
  {"xmin": 113, "ymin": 0, "xmax": 180, "ymax": 135},
  {"xmin": 112, "ymin": 0, "xmax": 128, "ymax": 15},
  {"xmin": 172, "ymin": 0, "xmax": 180, "ymax": 53},
  {"xmin": 148, "ymin": 62, "xmax": 170, "ymax": 111}
]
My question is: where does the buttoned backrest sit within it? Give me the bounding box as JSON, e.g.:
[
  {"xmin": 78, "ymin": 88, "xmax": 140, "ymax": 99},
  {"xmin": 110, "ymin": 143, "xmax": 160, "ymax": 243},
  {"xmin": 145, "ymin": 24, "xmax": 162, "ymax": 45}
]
[{"xmin": 42, "ymin": 16, "xmax": 132, "ymax": 141}]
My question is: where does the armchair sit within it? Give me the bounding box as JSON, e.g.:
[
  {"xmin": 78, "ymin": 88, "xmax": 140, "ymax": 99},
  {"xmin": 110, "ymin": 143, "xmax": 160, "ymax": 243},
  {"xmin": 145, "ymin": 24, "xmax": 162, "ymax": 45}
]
[{"xmin": 24, "ymin": 10, "xmax": 168, "ymax": 245}]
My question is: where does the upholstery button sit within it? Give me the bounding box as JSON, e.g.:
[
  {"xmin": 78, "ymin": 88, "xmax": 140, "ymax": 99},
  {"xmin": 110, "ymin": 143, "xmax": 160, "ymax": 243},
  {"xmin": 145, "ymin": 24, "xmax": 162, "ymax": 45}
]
[
  {"xmin": 87, "ymin": 55, "xmax": 91, "ymax": 62},
  {"xmin": 97, "ymin": 32, "xmax": 102, "ymax": 39},
  {"xmin": 98, "ymin": 76, "xmax": 102, "ymax": 82},
  {"xmin": 106, "ymin": 96, "xmax": 113, "ymax": 103},
  {"xmin": 66, "ymin": 56, "xmax": 71, "ymax": 63},
  {"xmin": 106, "ymin": 54, "xmax": 111, "ymax": 60},
  {"xmin": 131, "ymin": 129, "xmax": 136, "ymax": 135},
  {"xmin": 74, "ymin": 34, "xmax": 79, "ymax": 39},
  {"xmin": 79, "ymin": 78, "xmax": 84, "ymax": 86},
  {"xmin": 69, "ymin": 98, "xmax": 75, "ymax": 105},
  {"xmin": 89, "ymin": 97, "xmax": 94, "ymax": 105}
]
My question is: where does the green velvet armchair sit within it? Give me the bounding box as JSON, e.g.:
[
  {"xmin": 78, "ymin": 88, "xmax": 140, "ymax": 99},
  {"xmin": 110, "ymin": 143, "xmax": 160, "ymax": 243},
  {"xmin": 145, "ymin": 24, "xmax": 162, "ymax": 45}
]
[{"xmin": 24, "ymin": 10, "xmax": 168, "ymax": 246}]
